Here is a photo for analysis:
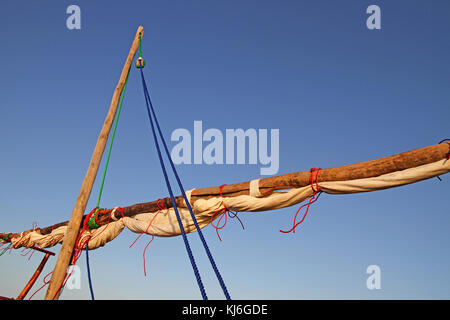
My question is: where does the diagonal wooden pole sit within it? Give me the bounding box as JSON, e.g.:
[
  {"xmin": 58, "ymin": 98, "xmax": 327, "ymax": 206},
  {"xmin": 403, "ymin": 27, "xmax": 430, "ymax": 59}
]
[
  {"xmin": 44, "ymin": 26, "xmax": 144, "ymax": 300},
  {"xmin": 16, "ymin": 248, "xmax": 55, "ymax": 300}
]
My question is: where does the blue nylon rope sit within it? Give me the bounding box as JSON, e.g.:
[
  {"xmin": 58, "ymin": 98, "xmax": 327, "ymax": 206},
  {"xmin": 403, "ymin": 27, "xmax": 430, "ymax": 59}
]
[
  {"xmin": 139, "ymin": 67, "xmax": 231, "ymax": 300},
  {"xmin": 85, "ymin": 243, "xmax": 95, "ymax": 300},
  {"xmin": 139, "ymin": 68, "xmax": 208, "ymax": 300}
]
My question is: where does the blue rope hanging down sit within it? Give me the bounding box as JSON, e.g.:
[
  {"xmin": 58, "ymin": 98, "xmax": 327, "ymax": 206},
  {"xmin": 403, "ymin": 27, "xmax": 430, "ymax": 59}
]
[
  {"xmin": 85, "ymin": 243, "xmax": 95, "ymax": 300},
  {"xmin": 138, "ymin": 68, "xmax": 207, "ymax": 300},
  {"xmin": 138, "ymin": 61, "xmax": 231, "ymax": 300}
]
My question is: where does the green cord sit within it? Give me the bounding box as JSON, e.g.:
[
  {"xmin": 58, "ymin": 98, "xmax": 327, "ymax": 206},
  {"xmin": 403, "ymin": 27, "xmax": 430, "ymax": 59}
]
[
  {"xmin": 88, "ymin": 208, "xmax": 101, "ymax": 230},
  {"xmin": 138, "ymin": 33, "xmax": 142, "ymax": 58},
  {"xmin": 136, "ymin": 33, "xmax": 145, "ymax": 68},
  {"xmin": 0, "ymin": 243, "xmax": 12, "ymax": 256},
  {"xmin": 2, "ymin": 233, "xmax": 11, "ymax": 241},
  {"xmin": 90, "ymin": 68, "xmax": 131, "ymax": 228}
]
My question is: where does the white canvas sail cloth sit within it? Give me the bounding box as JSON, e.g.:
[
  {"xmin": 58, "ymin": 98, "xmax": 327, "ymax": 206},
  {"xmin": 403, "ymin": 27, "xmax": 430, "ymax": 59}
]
[{"xmin": 10, "ymin": 158, "xmax": 450, "ymax": 250}]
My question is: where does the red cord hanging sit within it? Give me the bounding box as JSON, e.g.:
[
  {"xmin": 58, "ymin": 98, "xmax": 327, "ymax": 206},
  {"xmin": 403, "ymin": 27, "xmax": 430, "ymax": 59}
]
[{"xmin": 280, "ymin": 168, "xmax": 323, "ymax": 234}]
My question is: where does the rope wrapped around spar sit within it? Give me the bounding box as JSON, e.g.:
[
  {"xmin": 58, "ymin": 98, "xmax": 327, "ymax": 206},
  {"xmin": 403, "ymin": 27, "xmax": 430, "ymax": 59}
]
[{"xmin": 6, "ymin": 157, "xmax": 449, "ymax": 250}]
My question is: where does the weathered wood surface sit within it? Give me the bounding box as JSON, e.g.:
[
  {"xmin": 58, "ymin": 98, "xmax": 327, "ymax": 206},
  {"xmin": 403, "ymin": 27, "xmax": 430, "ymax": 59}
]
[{"xmin": 1, "ymin": 142, "xmax": 448, "ymax": 242}]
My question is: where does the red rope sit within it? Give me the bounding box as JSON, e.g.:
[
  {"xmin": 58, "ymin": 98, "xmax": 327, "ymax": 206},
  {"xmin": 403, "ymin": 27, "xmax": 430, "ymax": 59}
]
[
  {"xmin": 20, "ymin": 247, "xmax": 36, "ymax": 261},
  {"xmin": 30, "ymin": 206, "xmax": 126, "ymax": 299},
  {"xmin": 73, "ymin": 208, "xmax": 99, "ymax": 259},
  {"xmin": 129, "ymin": 199, "xmax": 165, "ymax": 248},
  {"xmin": 32, "ymin": 227, "xmax": 82, "ymax": 298},
  {"xmin": 46, "ymin": 207, "xmax": 100, "ymax": 299},
  {"xmin": 18, "ymin": 222, "xmax": 39, "ymax": 260},
  {"xmin": 280, "ymin": 168, "xmax": 323, "ymax": 234},
  {"xmin": 87, "ymin": 208, "xmax": 117, "ymax": 244},
  {"xmin": 28, "ymin": 271, "xmax": 53, "ymax": 300},
  {"xmin": 210, "ymin": 185, "xmax": 230, "ymax": 241},
  {"xmin": 129, "ymin": 198, "xmax": 167, "ymax": 276},
  {"xmin": 142, "ymin": 236, "xmax": 154, "ymax": 277}
]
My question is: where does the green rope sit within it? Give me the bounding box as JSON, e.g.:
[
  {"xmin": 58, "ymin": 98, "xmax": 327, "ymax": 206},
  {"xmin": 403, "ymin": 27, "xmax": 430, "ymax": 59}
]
[
  {"xmin": 88, "ymin": 208, "xmax": 101, "ymax": 230},
  {"xmin": 138, "ymin": 33, "xmax": 142, "ymax": 58},
  {"xmin": 84, "ymin": 56, "xmax": 131, "ymax": 301},
  {"xmin": 0, "ymin": 243, "xmax": 12, "ymax": 256},
  {"xmin": 136, "ymin": 33, "xmax": 145, "ymax": 68},
  {"xmin": 90, "ymin": 68, "xmax": 131, "ymax": 228},
  {"xmin": 2, "ymin": 233, "xmax": 11, "ymax": 241}
]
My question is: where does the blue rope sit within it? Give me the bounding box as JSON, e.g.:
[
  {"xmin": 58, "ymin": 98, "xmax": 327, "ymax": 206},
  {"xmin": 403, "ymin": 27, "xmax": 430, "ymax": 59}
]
[
  {"xmin": 86, "ymin": 242, "xmax": 95, "ymax": 300},
  {"xmin": 138, "ymin": 66, "xmax": 231, "ymax": 300},
  {"xmin": 139, "ymin": 68, "xmax": 208, "ymax": 300}
]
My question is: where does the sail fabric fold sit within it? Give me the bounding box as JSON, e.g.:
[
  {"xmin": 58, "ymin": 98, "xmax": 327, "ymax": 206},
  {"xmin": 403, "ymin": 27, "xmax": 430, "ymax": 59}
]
[{"xmin": 9, "ymin": 158, "xmax": 449, "ymax": 250}]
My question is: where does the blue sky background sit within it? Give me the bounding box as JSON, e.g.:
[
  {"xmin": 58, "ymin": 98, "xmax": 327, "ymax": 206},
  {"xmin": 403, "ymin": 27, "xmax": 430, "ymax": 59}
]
[{"xmin": 0, "ymin": 0, "xmax": 449, "ymax": 300}]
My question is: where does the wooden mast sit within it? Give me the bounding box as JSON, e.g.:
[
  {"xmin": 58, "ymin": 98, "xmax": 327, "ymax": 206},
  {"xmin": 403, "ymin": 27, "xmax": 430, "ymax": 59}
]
[{"xmin": 44, "ymin": 26, "xmax": 144, "ymax": 300}]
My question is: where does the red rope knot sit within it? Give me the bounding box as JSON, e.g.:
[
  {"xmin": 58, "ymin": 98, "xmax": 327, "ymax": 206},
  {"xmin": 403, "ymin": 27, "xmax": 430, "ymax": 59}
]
[
  {"xmin": 83, "ymin": 207, "xmax": 99, "ymax": 229},
  {"xmin": 210, "ymin": 185, "xmax": 229, "ymax": 241},
  {"xmin": 95, "ymin": 208, "xmax": 109, "ymax": 227},
  {"xmin": 157, "ymin": 198, "xmax": 169, "ymax": 214},
  {"xmin": 309, "ymin": 167, "xmax": 322, "ymax": 193},
  {"xmin": 210, "ymin": 185, "xmax": 245, "ymax": 241},
  {"xmin": 72, "ymin": 207, "xmax": 100, "ymax": 260},
  {"xmin": 280, "ymin": 167, "xmax": 323, "ymax": 234},
  {"xmin": 107, "ymin": 206, "xmax": 125, "ymax": 221},
  {"xmin": 114, "ymin": 206, "xmax": 125, "ymax": 220},
  {"xmin": 44, "ymin": 206, "xmax": 105, "ymax": 299}
]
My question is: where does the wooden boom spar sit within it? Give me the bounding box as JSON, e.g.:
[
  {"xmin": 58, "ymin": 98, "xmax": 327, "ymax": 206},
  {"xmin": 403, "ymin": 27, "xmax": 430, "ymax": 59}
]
[{"xmin": 1, "ymin": 141, "xmax": 448, "ymax": 240}]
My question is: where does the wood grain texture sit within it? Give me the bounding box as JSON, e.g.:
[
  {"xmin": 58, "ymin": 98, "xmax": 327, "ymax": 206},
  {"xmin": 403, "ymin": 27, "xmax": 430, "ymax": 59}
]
[{"xmin": 1, "ymin": 142, "xmax": 448, "ymax": 241}]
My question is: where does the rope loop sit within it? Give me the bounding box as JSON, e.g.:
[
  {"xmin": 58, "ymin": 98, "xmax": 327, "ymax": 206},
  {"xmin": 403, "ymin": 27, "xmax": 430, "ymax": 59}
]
[
  {"xmin": 87, "ymin": 207, "xmax": 101, "ymax": 230},
  {"xmin": 210, "ymin": 184, "xmax": 245, "ymax": 240},
  {"xmin": 210, "ymin": 185, "xmax": 229, "ymax": 241},
  {"xmin": 309, "ymin": 168, "xmax": 322, "ymax": 193},
  {"xmin": 280, "ymin": 167, "xmax": 323, "ymax": 234}
]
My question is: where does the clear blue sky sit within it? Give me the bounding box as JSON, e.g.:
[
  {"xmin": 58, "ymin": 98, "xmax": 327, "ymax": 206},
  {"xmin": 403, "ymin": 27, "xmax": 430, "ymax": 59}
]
[{"xmin": 0, "ymin": 0, "xmax": 449, "ymax": 300}]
